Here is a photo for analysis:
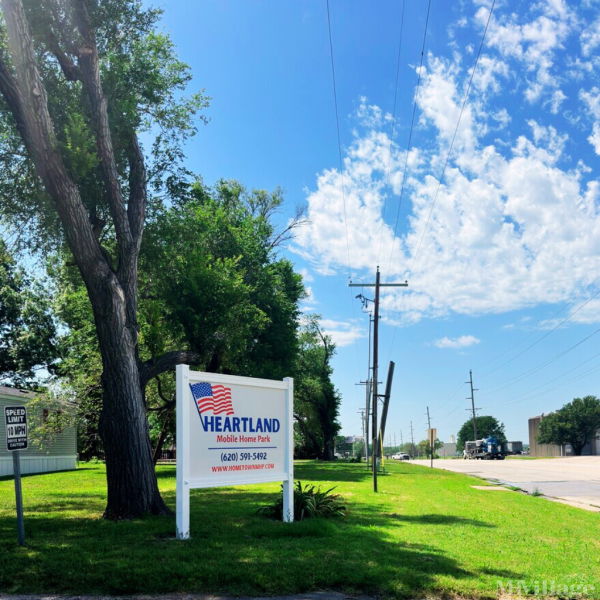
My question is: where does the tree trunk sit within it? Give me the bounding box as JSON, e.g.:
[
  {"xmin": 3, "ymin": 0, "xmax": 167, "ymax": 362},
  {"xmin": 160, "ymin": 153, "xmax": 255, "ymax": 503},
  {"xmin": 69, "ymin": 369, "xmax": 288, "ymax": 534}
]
[
  {"xmin": 90, "ymin": 277, "xmax": 169, "ymax": 518},
  {"xmin": 152, "ymin": 412, "xmax": 172, "ymax": 466}
]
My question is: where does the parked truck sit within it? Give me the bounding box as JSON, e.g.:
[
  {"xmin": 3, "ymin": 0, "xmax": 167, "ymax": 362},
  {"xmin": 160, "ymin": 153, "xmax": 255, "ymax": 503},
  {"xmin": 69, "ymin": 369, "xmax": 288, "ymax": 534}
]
[
  {"xmin": 504, "ymin": 441, "xmax": 523, "ymax": 454},
  {"xmin": 463, "ymin": 437, "xmax": 506, "ymax": 460}
]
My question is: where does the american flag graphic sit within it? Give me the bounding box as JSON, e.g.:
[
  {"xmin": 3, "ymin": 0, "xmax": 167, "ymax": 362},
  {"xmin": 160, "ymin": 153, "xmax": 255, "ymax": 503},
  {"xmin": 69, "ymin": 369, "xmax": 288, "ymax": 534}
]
[{"xmin": 189, "ymin": 382, "xmax": 234, "ymax": 415}]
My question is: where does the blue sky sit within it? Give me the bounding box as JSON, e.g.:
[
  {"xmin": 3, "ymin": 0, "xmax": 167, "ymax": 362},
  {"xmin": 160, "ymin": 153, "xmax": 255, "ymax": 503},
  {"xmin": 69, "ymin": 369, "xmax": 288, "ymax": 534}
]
[{"xmin": 149, "ymin": 0, "xmax": 600, "ymax": 445}]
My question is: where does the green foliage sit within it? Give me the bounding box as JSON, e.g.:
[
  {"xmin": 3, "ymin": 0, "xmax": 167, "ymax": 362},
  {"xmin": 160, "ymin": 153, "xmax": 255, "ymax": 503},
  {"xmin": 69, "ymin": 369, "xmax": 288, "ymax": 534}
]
[
  {"xmin": 0, "ymin": 239, "xmax": 57, "ymax": 385},
  {"xmin": 0, "ymin": 1, "xmax": 208, "ymax": 254},
  {"xmin": 26, "ymin": 386, "xmax": 77, "ymax": 450},
  {"xmin": 294, "ymin": 317, "xmax": 341, "ymax": 460},
  {"xmin": 54, "ymin": 179, "xmax": 305, "ymax": 458},
  {"xmin": 258, "ymin": 480, "xmax": 346, "ymax": 521},
  {"xmin": 140, "ymin": 180, "xmax": 303, "ymax": 378},
  {"xmin": 416, "ymin": 438, "xmax": 444, "ymax": 458},
  {"xmin": 456, "ymin": 415, "xmax": 506, "ymax": 452},
  {"xmin": 537, "ymin": 396, "xmax": 600, "ymax": 455}
]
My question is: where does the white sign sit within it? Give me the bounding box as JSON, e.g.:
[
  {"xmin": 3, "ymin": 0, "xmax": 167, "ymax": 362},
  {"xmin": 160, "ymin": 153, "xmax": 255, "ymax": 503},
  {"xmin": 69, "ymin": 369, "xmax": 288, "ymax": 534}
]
[
  {"xmin": 4, "ymin": 406, "xmax": 27, "ymax": 452},
  {"xmin": 176, "ymin": 365, "xmax": 294, "ymax": 539}
]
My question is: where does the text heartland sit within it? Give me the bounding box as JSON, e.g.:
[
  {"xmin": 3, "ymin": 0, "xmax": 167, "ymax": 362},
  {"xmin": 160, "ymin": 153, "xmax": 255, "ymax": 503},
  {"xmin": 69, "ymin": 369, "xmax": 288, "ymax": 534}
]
[{"xmin": 200, "ymin": 415, "xmax": 280, "ymax": 434}]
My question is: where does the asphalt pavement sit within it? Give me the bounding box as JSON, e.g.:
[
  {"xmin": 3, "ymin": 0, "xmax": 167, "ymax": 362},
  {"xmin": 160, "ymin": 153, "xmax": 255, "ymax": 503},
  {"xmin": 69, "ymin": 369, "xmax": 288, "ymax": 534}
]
[{"xmin": 410, "ymin": 456, "xmax": 600, "ymax": 511}]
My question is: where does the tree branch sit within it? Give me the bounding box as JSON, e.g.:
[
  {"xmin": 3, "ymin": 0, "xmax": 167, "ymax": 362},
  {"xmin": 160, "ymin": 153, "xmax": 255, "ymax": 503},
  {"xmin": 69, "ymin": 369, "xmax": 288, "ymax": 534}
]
[
  {"xmin": 44, "ymin": 28, "xmax": 81, "ymax": 81},
  {"xmin": 71, "ymin": 0, "xmax": 132, "ymax": 253},
  {"xmin": 154, "ymin": 374, "xmax": 175, "ymax": 408},
  {"xmin": 127, "ymin": 132, "xmax": 146, "ymax": 244},
  {"xmin": 140, "ymin": 350, "xmax": 202, "ymax": 388},
  {"xmin": 0, "ymin": 0, "xmax": 105, "ymax": 277}
]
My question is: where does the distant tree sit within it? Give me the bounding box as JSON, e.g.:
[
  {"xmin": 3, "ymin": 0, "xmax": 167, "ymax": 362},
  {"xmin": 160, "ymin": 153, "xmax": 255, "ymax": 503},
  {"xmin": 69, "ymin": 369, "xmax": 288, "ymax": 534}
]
[
  {"xmin": 538, "ymin": 396, "xmax": 600, "ymax": 456},
  {"xmin": 457, "ymin": 416, "xmax": 506, "ymax": 452},
  {"xmin": 417, "ymin": 438, "xmax": 443, "ymax": 458},
  {"xmin": 294, "ymin": 317, "xmax": 341, "ymax": 460},
  {"xmin": 0, "ymin": 239, "xmax": 57, "ymax": 385}
]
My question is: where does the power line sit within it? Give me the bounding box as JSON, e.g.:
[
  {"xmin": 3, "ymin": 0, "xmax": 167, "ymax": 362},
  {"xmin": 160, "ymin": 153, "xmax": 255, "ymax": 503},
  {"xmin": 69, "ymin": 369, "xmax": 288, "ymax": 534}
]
[
  {"xmin": 411, "ymin": 0, "xmax": 496, "ymax": 269},
  {"xmin": 376, "ymin": 0, "xmax": 406, "ymax": 259},
  {"xmin": 485, "ymin": 323, "xmax": 600, "ymax": 396},
  {"xmin": 478, "ymin": 286, "xmax": 600, "ymax": 380},
  {"xmin": 325, "ymin": 0, "xmax": 351, "ymax": 269},
  {"xmin": 384, "ymin": 0, "xmax": 432, "ymax": 272}
]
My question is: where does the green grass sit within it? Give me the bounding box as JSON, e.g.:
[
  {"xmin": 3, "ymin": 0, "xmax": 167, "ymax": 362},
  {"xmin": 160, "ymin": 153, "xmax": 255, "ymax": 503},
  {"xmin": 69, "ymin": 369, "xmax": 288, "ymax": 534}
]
[{"xmin": 0, "ymin": 461, "xmax": 598, "ymax": 598}]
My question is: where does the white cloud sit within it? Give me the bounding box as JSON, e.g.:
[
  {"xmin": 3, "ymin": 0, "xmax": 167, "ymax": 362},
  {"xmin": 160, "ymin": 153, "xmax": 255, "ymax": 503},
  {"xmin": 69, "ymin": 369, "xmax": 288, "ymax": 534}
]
[
  {"xmin": 433, "ymin": 335, "xmax": 481, "ymax": 349},
  {"xmin": 319, "ymin": 319, "xmax": 366, "ymax": 347},
  {"xmin": 291, "ymin": 100, "xmax": 404, "ymax": 274},
  {"xmin": 580, "ymin": 87, "xmax": 600, "ymax": 154},
  {"xmin": 581, "ymin": 16, "xmax": 600, "ymax": 56},
  {"xmin": 298, "ymin": 267, "xmax": 314, "ymax": 283},
  {"xmin": 300, "ymin": 285, "xmax": 317, "ymax": 312},
  {"xmin": 476, "ymin": 1, "xmax": 575, "ymax": 104},
  {"xmin": 294, "ymin": 2, "xmax": 600, "ymax": 326},
  {"xmin": 589, "ymin": 124, "xmax": 600, "ymax": 155}
]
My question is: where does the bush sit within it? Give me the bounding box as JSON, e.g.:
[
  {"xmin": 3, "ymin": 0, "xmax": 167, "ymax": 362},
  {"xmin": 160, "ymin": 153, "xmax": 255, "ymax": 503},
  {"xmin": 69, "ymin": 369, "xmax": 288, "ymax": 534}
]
[{"xmin": 258, "ymin": 480, "xmax": 346, "ymax": 521}]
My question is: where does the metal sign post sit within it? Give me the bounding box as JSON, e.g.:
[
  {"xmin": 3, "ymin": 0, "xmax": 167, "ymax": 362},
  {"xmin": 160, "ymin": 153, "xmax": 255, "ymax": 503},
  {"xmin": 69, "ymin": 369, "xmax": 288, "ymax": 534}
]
[{"xmin": 4, "ymin": 406, "xmax": 27, "ymax": 545}]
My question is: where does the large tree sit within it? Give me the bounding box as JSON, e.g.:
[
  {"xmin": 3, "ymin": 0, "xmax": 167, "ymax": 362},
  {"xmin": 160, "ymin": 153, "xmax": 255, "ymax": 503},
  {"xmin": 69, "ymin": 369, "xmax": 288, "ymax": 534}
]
[
  {"xmin": 54, "ymin": 178, "xmax": 304, "ymax": 463},
  {"xmin": 456, "ymin": 415, "xmax": 506, "ymax": 452},
  {"xmin": 538, "ymin": 396, "xmax": 600, "ymax": 456},
  {"xmin": 0, "ymin": 0, "xmax": 206, "ymax": 518}
]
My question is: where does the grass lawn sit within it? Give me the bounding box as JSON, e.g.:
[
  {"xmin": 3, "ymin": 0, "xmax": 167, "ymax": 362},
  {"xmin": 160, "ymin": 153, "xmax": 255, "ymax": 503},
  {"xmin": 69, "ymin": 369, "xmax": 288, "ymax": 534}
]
[{"xmin": 0, "ymin": 460, "xmax": 598, "ymax": 598}]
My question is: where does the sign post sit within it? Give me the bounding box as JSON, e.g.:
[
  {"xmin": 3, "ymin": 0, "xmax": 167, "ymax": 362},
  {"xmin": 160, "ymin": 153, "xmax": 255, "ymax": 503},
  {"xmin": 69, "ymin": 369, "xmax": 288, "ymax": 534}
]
[
  {"xmin": 4, "ymin": 406, "xmax": 27, "ymax": 546},
  {"xmin": 176, "ymin": 366, "xmax": 294, "ymax": 539}
]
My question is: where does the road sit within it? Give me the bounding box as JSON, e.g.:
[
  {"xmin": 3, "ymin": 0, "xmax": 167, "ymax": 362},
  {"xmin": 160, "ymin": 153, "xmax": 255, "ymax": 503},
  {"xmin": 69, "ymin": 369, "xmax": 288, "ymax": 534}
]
[{"xmin": 410, "ymin": 456, "xmax": 600, "ymax": 511}]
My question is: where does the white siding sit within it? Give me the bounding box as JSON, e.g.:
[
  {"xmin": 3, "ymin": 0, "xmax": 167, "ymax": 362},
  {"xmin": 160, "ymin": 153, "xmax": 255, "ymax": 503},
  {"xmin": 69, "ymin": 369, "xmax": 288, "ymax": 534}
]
[
  {"xmin": 0, "ymin": 455, "xmax": 77, "ymax": 477},
  {"xmin": 0, "ymin": 387, "xmax": 77, "ymax": 474}
]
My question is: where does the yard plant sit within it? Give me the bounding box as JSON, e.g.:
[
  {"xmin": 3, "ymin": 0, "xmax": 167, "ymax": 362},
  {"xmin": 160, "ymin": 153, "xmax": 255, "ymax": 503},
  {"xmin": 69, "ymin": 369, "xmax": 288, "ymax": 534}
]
[{"xmin": 257, "ymin": 480, "xmax": 346, "ymax": 521}]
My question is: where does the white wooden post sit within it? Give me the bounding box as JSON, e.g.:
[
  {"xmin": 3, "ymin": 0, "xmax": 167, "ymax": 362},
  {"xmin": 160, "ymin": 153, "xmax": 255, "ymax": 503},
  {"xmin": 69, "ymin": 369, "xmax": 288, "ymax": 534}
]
[
  {"xmin": 282, "ymin": 377, "xmax": 294, "ymax": 522},
  {"xmin": 176, "ymin": 364, "xmax": 191, "ymax": 539}
]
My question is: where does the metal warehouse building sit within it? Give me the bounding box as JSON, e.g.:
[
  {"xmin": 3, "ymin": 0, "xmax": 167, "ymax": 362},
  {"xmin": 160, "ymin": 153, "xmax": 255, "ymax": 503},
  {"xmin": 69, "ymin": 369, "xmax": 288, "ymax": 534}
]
[
  {"xmin": 0, "ymin": 385, "xmax": 77, "ymax": 476},
  {"xmin": 529, "ymin": 414, "xmax": 600, "ymax": 457}
]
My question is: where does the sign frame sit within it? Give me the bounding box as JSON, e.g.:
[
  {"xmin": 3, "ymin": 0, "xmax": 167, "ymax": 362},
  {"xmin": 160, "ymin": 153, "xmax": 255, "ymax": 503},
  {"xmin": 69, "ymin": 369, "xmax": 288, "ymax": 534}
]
[
  {"xmin": 4, "ymin": 406, "xmax": 28, "ymax": 452},
  {"xmin": 176, "ymin": 365, "xmax": 294, "ymax": 539}
]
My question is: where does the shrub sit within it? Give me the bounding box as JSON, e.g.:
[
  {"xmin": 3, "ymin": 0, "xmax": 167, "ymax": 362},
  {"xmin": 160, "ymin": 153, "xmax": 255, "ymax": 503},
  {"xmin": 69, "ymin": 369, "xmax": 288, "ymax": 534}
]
[{"xmin": 258, "ymin": 480, "xmax": 346, "ymax": 521}]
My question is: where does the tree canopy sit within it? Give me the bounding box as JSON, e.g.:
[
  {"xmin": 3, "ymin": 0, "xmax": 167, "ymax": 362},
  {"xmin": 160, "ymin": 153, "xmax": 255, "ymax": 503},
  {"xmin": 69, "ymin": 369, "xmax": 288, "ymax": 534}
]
[
  {"xmin": 538, "ymin": 396, "xmax": 600, "ymax": 456},
  {"xmin": 0, "ymin": 0, "xmax": 206, "ymax": 518},
  {"xmin": 294, "ymin": 317, "xmax": 341, "ymax": 460},
  {"xmin": 0, "ymin": 239, "xmax": 57, "ymax": 385},
  {"xmin": 456, "ymin": 415, "xmax": 506, "ymax": 452}
]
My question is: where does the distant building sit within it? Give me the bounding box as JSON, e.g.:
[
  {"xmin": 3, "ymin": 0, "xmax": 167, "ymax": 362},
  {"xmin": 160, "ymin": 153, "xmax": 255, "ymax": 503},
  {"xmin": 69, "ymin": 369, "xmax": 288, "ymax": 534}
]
[
  {"xmin": 438, "ymin": 442, "xmax": 457, "ymax": 457},
  {"xmin": 0, "ymin": 386, "xmax": 77, "ymax": 476},
  {"xmin": 529, "ymin": 414, "xmax": 600, "ymax": 457}
]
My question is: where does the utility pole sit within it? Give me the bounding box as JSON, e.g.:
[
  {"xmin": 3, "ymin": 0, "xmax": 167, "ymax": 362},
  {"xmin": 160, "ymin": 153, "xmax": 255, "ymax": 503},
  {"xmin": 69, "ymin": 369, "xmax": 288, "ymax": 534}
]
[
  {"xmin": 466, "ymin": 369, "xmax": 479, "ymax": 440},
  {"xmin": 358, "ymin": 409, "xmax": 366, "ymax": 461},
  {"xmin": 379, "ymin": 361, "xmax": 395, "ymax": 454},
  {"xmin": 410, "ymin": 420, "xmax": 415, "ymax": 458},
  {"xmin": 350, "ymin": 266, "xmax": 408, "ymax": 492},
  {"xmin": 356, "ymin": 380, "xmax": 371, "ymax": 466},
  {"xmin": 426, "ymin": 406, "xmax": 433, "ymax": 468}
]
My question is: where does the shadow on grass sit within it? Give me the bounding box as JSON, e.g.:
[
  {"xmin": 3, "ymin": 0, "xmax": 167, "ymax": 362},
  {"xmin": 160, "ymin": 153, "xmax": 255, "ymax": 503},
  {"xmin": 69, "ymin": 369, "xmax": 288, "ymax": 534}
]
[
  {"xmin": 295, "ymin": 462, "xmax": 373, "ymax": 482},
  {"xmin": 387, "ymin": 513, "xmax": 496, "ymax": 528},
  {"xmin": 0, "ymin": 486, "xmax": 524, "ymax": 598},
  {"xmin": 0, "ymin": 467, "xmax": 96, "ymax": 483}
]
